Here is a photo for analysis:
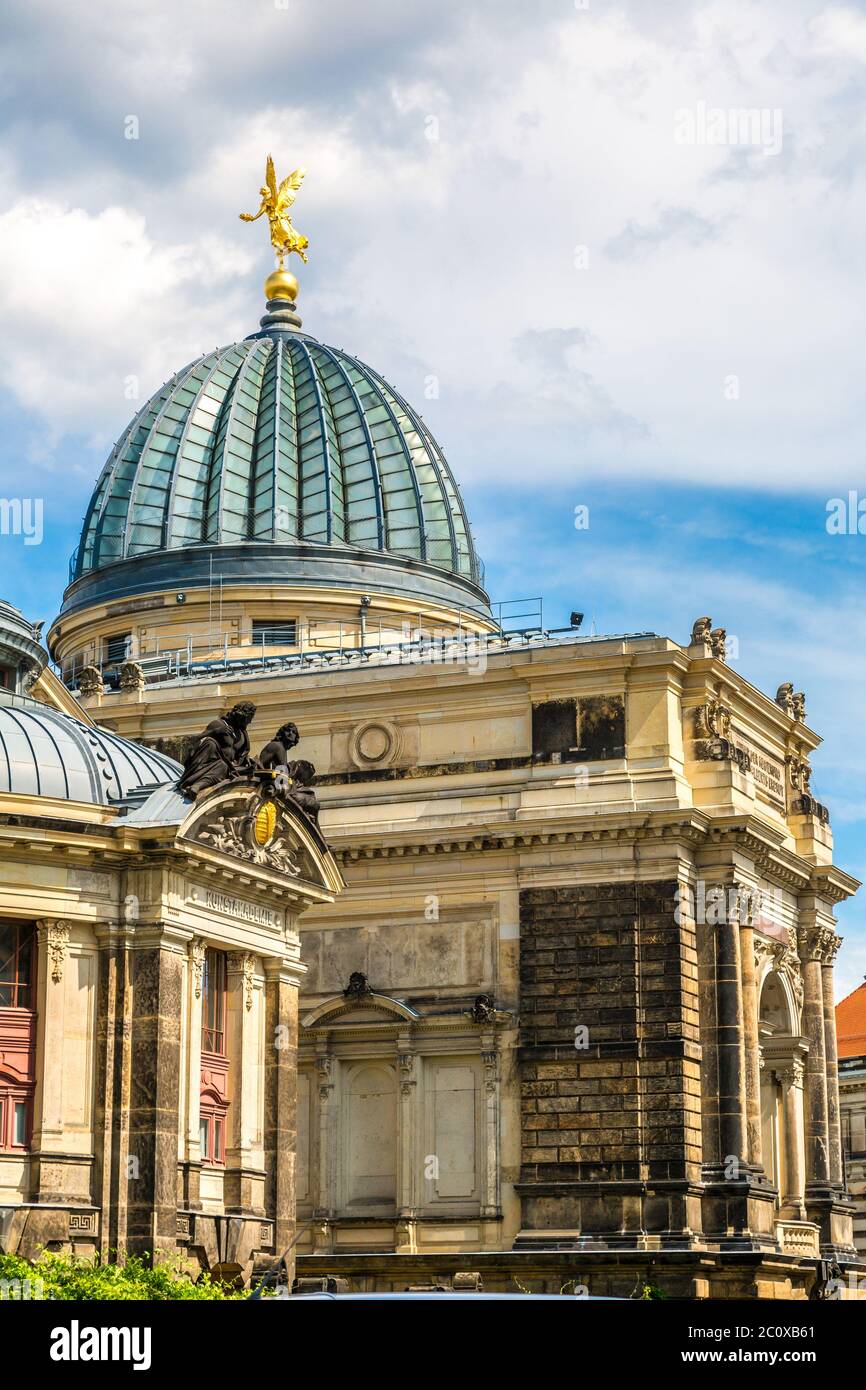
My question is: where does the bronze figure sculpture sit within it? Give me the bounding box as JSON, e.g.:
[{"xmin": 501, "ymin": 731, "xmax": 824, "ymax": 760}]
[{"xmin": 177, "ymin": 701, "xmax": 258, "ymax": 798}]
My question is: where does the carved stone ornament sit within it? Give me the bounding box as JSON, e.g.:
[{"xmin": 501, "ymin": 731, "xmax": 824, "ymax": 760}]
[
  {"xmin": 482, "ymin": 1049, "xmax": 498, "ymax": 1096},
  {"xmin": 690, "ymin": 616, "xmax": 713, "ymax": 650},
  {"xmin": 786, "ymin": 754, "xmax": 812, "ymax": 795},
  {"xmin": 776, "ymin": 683, "xmax": 807, "ymax": 722},
  {"xmin": 778, "ymin": 1058, "xmax": 805, "ymax": 1089},
  {"xmin": 316, "ymin": 1054, "xmax": 334, "ymax": 1100},
  {"xmin": 754, "ymin": 934, "xmax": 803, "ymax": 1010},
  {"xmin": 228, "ymin": 951, "xmax": 256, "ymax": 1011},
  {"xmin": 192, "ymin": 787, "xmax": 317, "ymax": 881},
  {"xmin": 343, "ymin": 971, "xmax": 373, "ymax": 1000},
  {"xmin": 798, "ymin": 924, "xmax": 842, "ymax": 965},
  {"xmin": 119, "ymin": 660, "xmax": 147, "ymax": 692},
  {"xmin": 710, "ymin": 628, "xmax": 727, "ymax": 660},
  {"xmin": 77, "ymin": 665, "xmax": 104, "ymax": 697},
  {"xmin": 191, "ymin": 938, "xmax": 207, "ymax": 999},
  {"xmin": 693, "ymin": 699, "xmax": 732, "ymax": 740},
  {"xmin": 398, "ymin": 1052, "xmax": 416, "ymax": 1097},
  {"xmin": 37, "ymin": 919, "xmax": 71, "ymax": 984},
  {"xmin": 471, "ymin": 993, "xmax": 496, "ymax": 1024}
]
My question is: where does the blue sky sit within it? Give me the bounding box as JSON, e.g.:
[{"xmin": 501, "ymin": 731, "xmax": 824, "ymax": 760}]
[{"xmin": 1, "ymin": 0, "xmax": 865, "ymax": 994}]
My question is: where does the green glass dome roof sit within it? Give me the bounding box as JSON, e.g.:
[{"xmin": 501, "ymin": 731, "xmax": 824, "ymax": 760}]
[{"xmin": 73, "ymin": 330, "xmax": 483, "ymax": 592}]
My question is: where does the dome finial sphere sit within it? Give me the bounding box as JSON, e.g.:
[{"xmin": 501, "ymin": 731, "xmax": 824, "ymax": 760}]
[{"xmin": 265, "ymin": 268, "xmax": 299, "ymax": 303}]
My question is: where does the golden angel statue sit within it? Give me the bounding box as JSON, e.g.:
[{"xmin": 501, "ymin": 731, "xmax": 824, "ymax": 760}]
[{"xmin": 240, "ymin": 156, "xmax": 309, "ymax": 266}]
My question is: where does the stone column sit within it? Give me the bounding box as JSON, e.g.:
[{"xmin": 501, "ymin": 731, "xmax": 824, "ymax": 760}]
[
  {"xmin": 715, "ymin": 892, "xmax": 748, "ymax": 1173},
  {"xmin": 29, "ymin": 920, "xmax": 72, "ymax": 1202},
  {"xmin": 124, "ymin": 926, "xmax": 186, "ymax": 1259},
  {"xmin": 821, "ymin": 945, "xmax": 844, "ymax": 1187},
  {"xmin": 778, "ymin": 1059, "xmax": 806, "ymax": 1219},
  {"xmin": 481, "ymin": 1038, "xmax": 502, "ymax": 1217},
  {"xmin": 739, "ymin": 892, "xmax": 763, "ymax": 1171},
  {"xmin": 798, "ymin": 925, "xmax": 831, "ymax": 1193},
  {"xmin": 314, "ymin": 1050, "xmax": 337, "ymax": 1221},
  {"xmin": 92, "ymin": 922, "xmax": 131, "ymax": 1259},
  {"xmin": 397, "ymin": 1041, "xmax": 418, "ymax": 1220},
  {"xmin": 224, "ymin": 951, "xmax": 262, "ymax": 1214},
  {"xmin": 180, "ymin": 938, "xmax": 206, "ymax": 1211},
  {"xmin": 262, "ymin": 950, "xmax": 305, "ymax": 1275}
]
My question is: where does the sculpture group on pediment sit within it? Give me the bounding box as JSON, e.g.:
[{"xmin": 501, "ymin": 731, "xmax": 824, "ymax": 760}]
[{"xmin": 177, "ymin": 705, "xmax": 321, "ymax": 828}]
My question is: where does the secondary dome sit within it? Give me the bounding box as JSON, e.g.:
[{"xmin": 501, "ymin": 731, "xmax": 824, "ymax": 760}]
[
  {"xmin": 67, "ymin": 316, "xmax": 486, "ymax": 619},
  {"xmin": 0, "ymin": 702, "xmax": 180, "ymax": 804}
]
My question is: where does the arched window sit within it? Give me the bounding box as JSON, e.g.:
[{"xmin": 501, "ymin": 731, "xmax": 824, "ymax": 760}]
[{"xmin": 758, "ymin": 968, "xmax": 806, "ymax": 1219}]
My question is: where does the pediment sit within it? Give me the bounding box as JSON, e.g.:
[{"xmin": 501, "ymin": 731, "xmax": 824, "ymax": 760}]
[
  {"xmin": 176, "ymin": 779, "xmax": 343, "ymax": 897},
  {"xmin": 302, "ymin": 991, "xmax": 420, "ymax": 1029}
]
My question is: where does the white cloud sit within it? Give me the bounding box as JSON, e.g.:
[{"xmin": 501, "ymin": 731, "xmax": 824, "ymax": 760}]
[{"xmin": 0, "ymin": 199, "xmax": 252, "ymax": 443}]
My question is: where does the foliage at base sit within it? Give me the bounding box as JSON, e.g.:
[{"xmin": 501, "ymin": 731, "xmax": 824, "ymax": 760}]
[{"xmin": 0, "ymin": 1251, "xmax": 249, "ymax": 1301}]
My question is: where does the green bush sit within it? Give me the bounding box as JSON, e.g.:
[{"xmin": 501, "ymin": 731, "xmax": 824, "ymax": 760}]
[{"xmin": 0, "ymin": 1250, "xmax": 249, "ymax": 1301}]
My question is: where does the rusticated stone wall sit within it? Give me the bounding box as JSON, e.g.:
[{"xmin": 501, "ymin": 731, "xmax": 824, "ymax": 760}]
[{"xmin": 518, "ymin": 881, "xmax": 704, "ymax": 1245}]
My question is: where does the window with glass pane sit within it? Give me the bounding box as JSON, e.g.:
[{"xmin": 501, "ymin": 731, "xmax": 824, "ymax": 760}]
[
  {"xmin": 201, "ymin": 949, "xmax": 227, "ymax": 1054},
  {"xmin": 0, "ymin": 922, "xmax": 35, "ymax": 1008},
  {"xmin": 104, "ymin": 631, "xmax": 131, "ymax": 665},
  {"xmin": 13, "ymin": 1103, "xmax": 26, "ymax": 1147},
  {"xmin": 200, "ymin": 1118, "xmax": 209, "ymax": 1158}
]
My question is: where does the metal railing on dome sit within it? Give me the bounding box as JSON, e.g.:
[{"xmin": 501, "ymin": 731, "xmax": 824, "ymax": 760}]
[{"xmin": 56, "ymin": 608, "xmax": 659, "ymax": 693}]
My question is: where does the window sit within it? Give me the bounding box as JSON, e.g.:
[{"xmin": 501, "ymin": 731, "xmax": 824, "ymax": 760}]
[
  {"xmin": 104, "ymin": 631, "xmax": 131, "ymax": 665},
  {"xmin": 201, "ymin": 949, "xmax": 227, "ymax": 1055},
  {"xmin": 0, "ymin": 922, "xmax": 36, "ymax": 1152},
  {"xmin": 252, "ymin": 619, "xmax": 297, "ymax": 647},
  {"xmin": 199, "ymin": 1106, "xmax": 226, "ymax": 1165},
  {"xmin": 0, "ymin": 922, "xmax": 34, "ymax": 1008}
]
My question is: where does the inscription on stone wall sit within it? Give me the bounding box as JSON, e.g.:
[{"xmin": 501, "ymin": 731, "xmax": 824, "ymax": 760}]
[
  {"xmin": 733, "ymin": 733, "xmax": 786, "ymax": 806},
  {"xmin": 191, "ymin": 888, "xmax": 281, "ymax": 929}
]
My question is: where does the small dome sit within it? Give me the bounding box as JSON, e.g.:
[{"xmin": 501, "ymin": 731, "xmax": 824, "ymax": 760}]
[
  {"xmin": 0, "ymin": 703, "xmax": 180, "ymax": 804},
  {"xmin": 71, "ymin": 331, "xmax": 483, "ymax": 595}
]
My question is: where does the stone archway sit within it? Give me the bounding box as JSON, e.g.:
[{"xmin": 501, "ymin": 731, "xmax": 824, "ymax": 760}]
[{"xmin": 758, "ymin": 970, "xmax": 807, "ymax": 1220}]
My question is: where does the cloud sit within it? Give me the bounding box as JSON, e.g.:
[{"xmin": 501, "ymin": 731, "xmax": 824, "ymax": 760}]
[
  {"xmin": 605, "ymin": 205, "xmax": 724, "ymax": 261},
  {"xmin": 0, "ymin": 198, "xmax": 252, "ymax": 443},
  {"xmin": 1, "ymin": 0, "xmax": 866, "ymax": 498}
]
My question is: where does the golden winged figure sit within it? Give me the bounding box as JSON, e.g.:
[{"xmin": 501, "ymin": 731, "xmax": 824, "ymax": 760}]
[{"xmin": 240, "ymin": 155, "xmax": 309, "ymax": 266}]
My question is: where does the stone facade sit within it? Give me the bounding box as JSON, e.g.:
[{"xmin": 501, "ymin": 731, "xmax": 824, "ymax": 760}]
[
  {"xmin": 0, "ymin": 778, "xmax": 343, "ymax": 1286},
  {"xmin": 49, "ymin": 623, "xmax": 863, "ymax": 1296}
]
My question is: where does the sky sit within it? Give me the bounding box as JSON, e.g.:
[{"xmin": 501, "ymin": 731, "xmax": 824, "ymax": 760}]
[{"xmin": 0, "ymin": 0, "xmax": 865, "ymax": 994}]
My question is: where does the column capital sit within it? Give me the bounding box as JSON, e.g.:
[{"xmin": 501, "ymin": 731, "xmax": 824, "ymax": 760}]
[
  {"xmin": 227, "ymin": 950, "xmax": 257, "ymax": 1011},
  {"xmin": 797, "ymin": 924, "xmax": 842, "ymax": 964}
]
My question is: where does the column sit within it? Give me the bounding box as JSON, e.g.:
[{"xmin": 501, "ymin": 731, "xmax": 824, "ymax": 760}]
[
  {"xmin": 798, "ymin": 924, "xmax": 831, "ymax": 1193},
  {"xmin": 396, "ymin": 1040, "xmax": 418, "ymax": 1252},
  {"xmin": 92, "ymin": 922, "xmax": 130, "ymax": 1259},
  {"xmin": 739, "ymin": 891, "xmax": 763, "ymax": 1171},
  {"xmin": 481, "ymin": 1038, "xmax": 502, "ymax": 1218},
  {"xmin": 262, "ymin": 953, "xmax": 305, "ymax": 1267},
  {"xmin": 821, "ymin": 944, "xmax": 844, "ymax": 1187},
  {"xmin": 779, "ymin": 1059, "xmax": 806, "ymax": 1218},
  {"xmin": 124, "ymin": 926, "xmax": 186, "ymax": 1258},
  {"xmin": 224, "ymin": 951, "xmax": 262, "ymax": 1214},
  {"xmin": 314, "ymin": 1049, "xmax": 338, "ymax": 1221},
  {"xmin": 715, "ymin": 895, "xmax": 748, "ymax": 1173},
  {"xmin": 181, "ymin": 938, "xmax": 206, "ymax": 1210},
  {"xmin": 30, "ymin": 920, "xmax": 72, "ymax": 1201}
]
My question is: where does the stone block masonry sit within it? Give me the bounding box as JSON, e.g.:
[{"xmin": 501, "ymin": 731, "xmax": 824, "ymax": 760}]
[{"xmin": 518, "ymin": 881, "xmax": 704, "ymax": 1246}]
